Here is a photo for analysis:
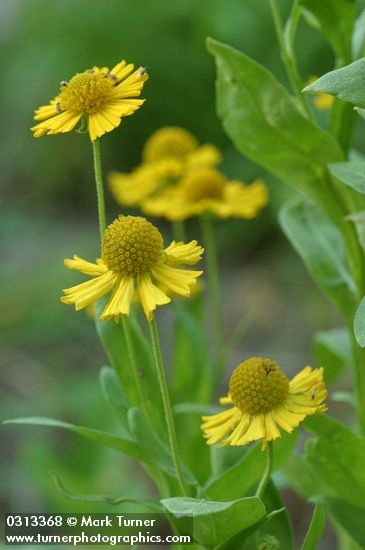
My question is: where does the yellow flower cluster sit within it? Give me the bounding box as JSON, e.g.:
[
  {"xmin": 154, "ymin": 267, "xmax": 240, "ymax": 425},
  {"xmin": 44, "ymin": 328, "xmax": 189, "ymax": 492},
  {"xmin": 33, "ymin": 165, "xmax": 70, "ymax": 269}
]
[{"xmin": 108, "ymin": 126, "xmax": 268, "ymax": 221}]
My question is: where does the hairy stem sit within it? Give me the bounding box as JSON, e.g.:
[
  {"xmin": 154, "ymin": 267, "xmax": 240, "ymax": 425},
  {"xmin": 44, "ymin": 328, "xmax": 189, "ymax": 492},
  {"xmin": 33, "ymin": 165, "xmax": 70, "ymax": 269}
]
[
  {"xmin": 255, "ymin": 441, "xmax": 274, "ymax": 499},
  {"xmin": 92, "ymin": 138, "xmax": 106, "ymax": 242}
]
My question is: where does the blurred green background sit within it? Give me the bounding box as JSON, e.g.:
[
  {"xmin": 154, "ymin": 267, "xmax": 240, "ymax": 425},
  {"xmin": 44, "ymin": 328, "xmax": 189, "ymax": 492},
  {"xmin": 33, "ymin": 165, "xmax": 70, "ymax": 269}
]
[{"xmin": 1, "ymin": 0, "xmax": 358, "ymax": 548}]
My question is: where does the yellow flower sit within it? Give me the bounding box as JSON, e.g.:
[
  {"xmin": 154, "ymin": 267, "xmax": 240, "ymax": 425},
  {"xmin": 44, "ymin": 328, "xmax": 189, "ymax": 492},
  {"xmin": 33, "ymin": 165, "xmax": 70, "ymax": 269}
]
[
  {"xmin": 142, "ymin": 167, "xmax": 268, "ymax": 221},
  {"xmin": 61, "ymin": 215, "xmax": 203, "ymax": 321},
  {"xmin": 306, "ymin": 75, "xmax": 334, "ymax": 111},
  {"xmin": 31, "ymin": 60, "xmax": 148, "ymax": 141},
  {"xmin": 201, "ymin": 357, "xmax": 327, "ymax": 450},
  {"xmin": 108, "ymin": 127, "xmax": 222, "ymax": 207}
]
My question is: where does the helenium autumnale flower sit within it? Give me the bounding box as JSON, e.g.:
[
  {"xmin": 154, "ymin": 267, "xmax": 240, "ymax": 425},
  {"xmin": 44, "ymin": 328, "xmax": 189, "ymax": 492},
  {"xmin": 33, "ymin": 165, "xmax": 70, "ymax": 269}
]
[
  {"xmin": 202, "ymin": 357, "xmax": 327, "ymax": 450},
  {"xmin": 61, "ymin": 215, "xmax": 203, "ymax": 321},
  {"xmin": 31, "ymin": 60, "xmax": 148, "ymax": 141}
]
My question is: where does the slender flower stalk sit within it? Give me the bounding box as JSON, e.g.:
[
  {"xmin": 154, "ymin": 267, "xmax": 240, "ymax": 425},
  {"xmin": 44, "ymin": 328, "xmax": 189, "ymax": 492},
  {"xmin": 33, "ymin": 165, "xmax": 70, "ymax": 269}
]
[
  {"xmin": 92, "ymin": 139, "xmax": 106, "ymax": 242},
  {"xmin": 200, "ymin": 215, "xmax": 224, "ymax": 376},
  {"xmin": 148, "ymin": 317, "xmax": 188, "ymax": 496},
  {"xmin": 255, "ymin": 442, "xmax": 274, "ymax": 499}
]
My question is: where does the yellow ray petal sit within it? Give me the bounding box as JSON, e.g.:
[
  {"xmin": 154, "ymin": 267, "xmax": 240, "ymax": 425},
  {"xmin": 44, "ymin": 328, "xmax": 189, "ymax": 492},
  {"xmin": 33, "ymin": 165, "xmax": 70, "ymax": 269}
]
[
  {"xmin": 61, "ymin": 271, "xmax": 117, "ymax": 310},
  {"xmin": 152, "ymin": 264, "xmax": 202, "ymax": 296},
  {"xmin": 64, "ymin": 255, "xmax": 107, "ymax": 276},
  {"xmin": 136, "ymin": 272, "xmax": 170, "ymax": 320},
  {"xmin": 100, "ymin": 275, "xmax": 135, "ymax": 319}
]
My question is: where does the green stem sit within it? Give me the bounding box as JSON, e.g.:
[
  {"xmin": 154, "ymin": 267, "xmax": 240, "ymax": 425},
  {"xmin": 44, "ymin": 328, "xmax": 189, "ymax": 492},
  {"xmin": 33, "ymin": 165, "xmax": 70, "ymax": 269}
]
[
  {"xmin": 172, "ymin": 220, "xmax": 186, "ymax": 242},
  {"xmin": 148, "ymin": 317, "xmax": 188, "ymax": 496},
  {"xmin": 350, "ymin": 335, "xmax": 365, "ymax": 435},
  {"xmin": 92, "ymin": 138, "xmax": 106, "ymax": 242},
  {"xmin": 200, "ymin": 216, "xmax": 224, "ymax": 376},
  {"xmin": 255, "ymin": 441, "xmax": 274, "ymax": 499},
  {"xmin": 121, "ymin": 316, "xmax": 150, "ymax": 418},
  {"xmin": 269, "ymin": 0, "xmax": 313, "ymax": 120}
]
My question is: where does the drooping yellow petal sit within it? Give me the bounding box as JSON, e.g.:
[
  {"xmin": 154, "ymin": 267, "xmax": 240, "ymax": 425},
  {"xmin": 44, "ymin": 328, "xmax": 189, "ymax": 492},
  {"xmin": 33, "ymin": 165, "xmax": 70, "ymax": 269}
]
[
  {"xmin": 100, "ymin": 275, "xmax": 135, "ymax": 319},
  {"xmin": 61, "ymin": 271, "xmax": 117, "ymax": 310},
  {"xmin": 32, "ymin": 111, "xmax": 81, "ymax": 137},
  {"xmin": 64, "ymin": 255, "xmax": 107, "ymax": 276},
  {"xmin": 164, "ymin": 240, "xmax": 204, "ymax": 266},
  {"xmin": 152, "ymin": 263, "xmax": 202, "ymax": 297},
  {"xmin": 136, "ymin": 272, "xmax": 170, "ymax": 320}
]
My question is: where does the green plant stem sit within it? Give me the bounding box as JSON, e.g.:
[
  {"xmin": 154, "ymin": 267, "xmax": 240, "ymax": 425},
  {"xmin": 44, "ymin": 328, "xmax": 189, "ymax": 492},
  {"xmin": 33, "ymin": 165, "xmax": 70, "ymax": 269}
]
[
  {"xmin": 172, "ymin": 220, "xmax": 186, "ymax": 242},
  {"xmin": 200, "ymin": 216, "xmax": 224, "ymax": 377},
  {"xmin": 92, "ymin": 138, "xmax": 106, "ymax": 242},
  {"xmin": 350, "ymin": 335, "xmax": 365, "ymax": 435},
  {"xmin": 255, "ymin": 441, "xmax": 274, "ymax": 499},
  {"xmin": 269, "ymin": 0, "xmax": 313, "ymax": 120},
  {"xmin": 121, "ymin": 316, "xmax": 150, "ymax": 418},
  {"xmin": 148, "ymin": 317, "xmax": 188, "ymax": 496}
]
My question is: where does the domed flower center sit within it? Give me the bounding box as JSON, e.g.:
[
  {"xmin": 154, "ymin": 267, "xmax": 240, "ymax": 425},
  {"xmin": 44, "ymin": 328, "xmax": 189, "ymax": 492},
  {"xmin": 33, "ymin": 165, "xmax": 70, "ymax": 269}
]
[
  {"xmin": 102, "ymin": 216, "xmax": 164, "ymax": 276},
  {"xmin": 60, "ymin": 71, "xmax": 114, "ymax": 113},
  {"xmin": 143, "ymin": 127, "xmax": 199, "ymax": 163},
  {"xmin": 229, "ymin": 357, "xmax": 289, "ymax": 415},
  {"xmin": 182, "ymin": 169, "xmax": 225, "ymax": 202}
]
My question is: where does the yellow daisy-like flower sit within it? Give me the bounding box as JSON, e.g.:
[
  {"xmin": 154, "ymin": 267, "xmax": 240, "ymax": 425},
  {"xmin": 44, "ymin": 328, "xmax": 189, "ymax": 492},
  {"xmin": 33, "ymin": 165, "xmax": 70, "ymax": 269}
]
[
  {"xmin": 31, "ymin": 60, "xmax": 148, "ymax": 141},
  {"xmin": 201, "ymin": 357, "xmax": 327, "ymax": 450},
  {"xmin": 306, "ymin": 75, "xmax": 334, "ymax": 111},
  {"xmin": 108, "ymin": 127, "xmax": 222, "ymax": 207},
  {"xmin": 142, "ymin": 167, "xmax": 268, "ymax": 221},
  {"xmin": 61, "ymin": 215, "xmax": 203, "ymax": 321}
]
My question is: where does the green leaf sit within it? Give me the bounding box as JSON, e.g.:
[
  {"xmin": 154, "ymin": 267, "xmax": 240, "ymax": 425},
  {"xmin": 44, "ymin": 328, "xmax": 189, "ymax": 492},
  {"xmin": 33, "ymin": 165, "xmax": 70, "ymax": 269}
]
[
  {"xmin": 161, "ymin": 496, "xmax": 266, "ymax": 547},
  {"xmin": 99, "ymin": 366, "xmax": 130, "ymax": 431},
  {"xmin": 304, "ymin": 415, "xmax": 365, "ymax": 510},
  {"xmin": 300, "ymin": 502, "xmax": 325, "ymax": 550},
  {"xmin": 205, "ymin": 432, "xmax": 297, "ymax": 501},
  {"xmin": 279, "ymin": 199, "xmax": 357, "ymax": 315},
  {"xmin": 284, "ymin": 453, "xmax": 328, "ymax": 500},
  {"xmin": 3, "ymin": 416, "xmax": 145, "ymax": 462},
  {"xmin": 127, "ymin": 407, "xmax": 197, "ymax": 487},
  {"xmin": 329, "ymin": 160, "xmax": 365, "ymax": 195},
  {"xmin": 243, "ymin": 481, "xmax": 293, "ymax": 550},
  {"xmin": 353, "ymin": 8, "xmax": 365, "ymax": 59},
  {"xmin": 172, "ymin": 300, "xmax": 212, "ymax": 403},
  {"xmin": 313, "ymin": 327, "xmax": 352, "ymax": 383},
  {"xmin": 299, "ymin": 0, "xmax": 355, "ymax": 63},
  {"xmin": 303, "ymin": 58, "xmax": 365, "ymax": 108},
  {"xmin": 207, "ymin": 38, "xmax": 343, "ymax": 214},
  {"xmin": 354, "ymin": 296, "xmax": 365, "ymax": 347},
  {"xmin": 320, "ymin": 497, "xmax": 365, "ymax": 548},
  {"xmin": 52, "ymin": 473, "xmax": 162, "ymax": 511},
  {"xmin": 95, "ymin": 304, "xmax": 164, "ymax": 435}
]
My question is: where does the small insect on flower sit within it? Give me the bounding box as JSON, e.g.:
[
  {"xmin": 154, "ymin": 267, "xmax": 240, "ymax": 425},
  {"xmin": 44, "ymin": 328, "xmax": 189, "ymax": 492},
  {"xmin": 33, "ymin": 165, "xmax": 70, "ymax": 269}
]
[
  {"xmin": 61, "ymin": 215, "xmax": 203, "ymax": 321},
  {"xmin": 31, "ymin": 59, "xmax": 148, "ymax": 141},
  {"xmin": 201, "ymin": 357, "xmax": 327, "ymax": 450}
]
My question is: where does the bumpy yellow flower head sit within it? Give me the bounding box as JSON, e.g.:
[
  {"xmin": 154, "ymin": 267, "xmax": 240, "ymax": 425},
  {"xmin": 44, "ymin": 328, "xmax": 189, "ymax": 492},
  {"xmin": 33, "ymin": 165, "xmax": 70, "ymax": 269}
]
[
  {"xmin": 31, "ymin": 60, "xmax": 148, "ymax": 141},
  {"xmin": 202, "ymin": 357, "xmax": 327, "ymax": 450},
  {"xmin": 108, "ymin": 126, "xmax": 222, "ymax": 207},
  {"xmin": 142, "ymin": 126, "xmax": 199, "ymax": 163},
  {"xmin": 306, "ymin": 75, "xmax": 334, "ymax": 111},
  {"xmin": 142, "ymin": 167, "xmax": 268, "ymax": 221},
  {"xmin": 61, "ymin": 215, "xmax": 203, "ymax": 321}
]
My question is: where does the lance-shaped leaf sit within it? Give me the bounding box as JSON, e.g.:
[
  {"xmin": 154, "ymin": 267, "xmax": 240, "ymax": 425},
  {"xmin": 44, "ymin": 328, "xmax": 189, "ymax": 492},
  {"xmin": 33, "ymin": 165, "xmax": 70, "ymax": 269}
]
[
  {"xmin": 304, "ymin": 415, "xmax": 365, "ymax": 510},
  {"xmin": 300, "ymin": 0, "xmax": 355, "ymax": 63},
  {"xmin": 354, "ymin": 296, "xmax": 365, "ymax": 347},
  {"xmin": 313, "ymin": 327, "xmax": 352, "ymax": 383},
  {"xmin": 279, "ymin": 199, "xmax": 358, "ymax": 316},
  {"xmin": 329, "ymin": 159, "xmax": 365, "ymax": 196},
  {"xmin": 207, "ymin": 38, "xmax": 343, "ymax": 216},
  {"xmin": 161, "ymin": 496, "xmax": 266, "ymax": 547},
  {"xmin": 303, "ymin": 58, "xmax": 365, "ymax": 108},
  {"xmin": 300, "ymin": 502, "xmax": 325, "ymax": 550},
  {"xmin": 95, "ymin": 302, "xmax": 165, "ymax": 435}
]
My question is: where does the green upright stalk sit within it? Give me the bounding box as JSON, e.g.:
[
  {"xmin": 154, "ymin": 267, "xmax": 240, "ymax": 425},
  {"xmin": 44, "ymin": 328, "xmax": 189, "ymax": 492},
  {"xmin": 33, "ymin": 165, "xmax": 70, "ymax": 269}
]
[
  {"xmin": 148, "ymin": 317, "xmax": 188, "ymax": 496},
  {"xmin": 200, "ymin": 216, "xmax": 224, "ymax": 377},
  {"xmin": 92, "ymin": 138, "xmax": 106, "ymax": 242},
  {"xmin": 172, "ymin": 220, "xmax": 186, "ymax": 242},
  {"xmin": 350, "ymin": 335, "xmax": 365, "ymax": 435},
  {"xmin": 269, "ymin": 0, "xmax": 313, "ymax": 120},
  {"xmin": 255, "ymin": 442, "xmax": 274, "ymax": 499}
]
